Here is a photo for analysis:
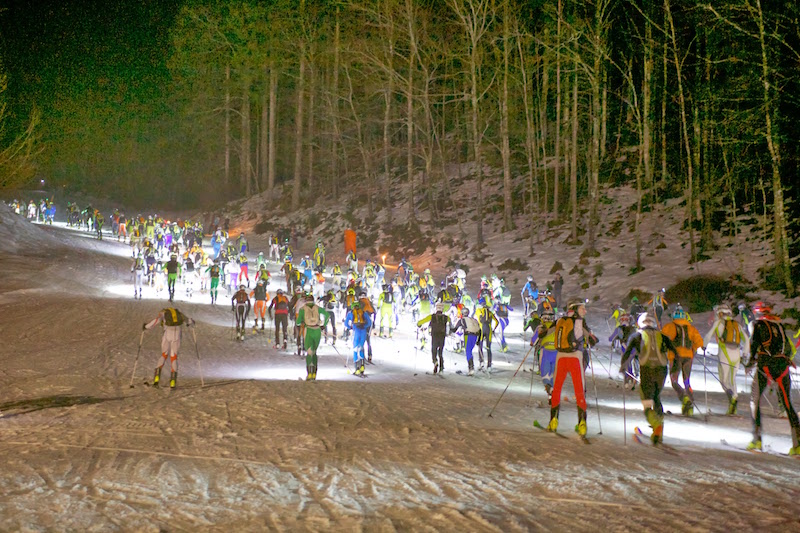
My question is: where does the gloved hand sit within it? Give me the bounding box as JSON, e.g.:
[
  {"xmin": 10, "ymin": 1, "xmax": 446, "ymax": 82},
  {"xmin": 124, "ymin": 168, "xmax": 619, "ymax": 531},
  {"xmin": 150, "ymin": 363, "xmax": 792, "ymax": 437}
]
[{"xmin": 142, "ymin": 323, "xmax": 147, "ymax": 331}]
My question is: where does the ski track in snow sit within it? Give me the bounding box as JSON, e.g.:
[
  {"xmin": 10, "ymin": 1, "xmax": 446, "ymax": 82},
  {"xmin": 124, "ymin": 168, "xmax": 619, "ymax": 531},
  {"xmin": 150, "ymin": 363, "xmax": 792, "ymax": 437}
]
[{"xmin": 1, "ymin": 210, "xmax": 799, "ymax": 531}]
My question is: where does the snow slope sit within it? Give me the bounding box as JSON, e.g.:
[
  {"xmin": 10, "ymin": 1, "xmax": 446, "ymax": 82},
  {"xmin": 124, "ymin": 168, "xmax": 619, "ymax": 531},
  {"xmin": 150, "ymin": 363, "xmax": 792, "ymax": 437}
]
[{"xmin": 1, "ymin": 214, "xmax": 799, "ymax": 531}]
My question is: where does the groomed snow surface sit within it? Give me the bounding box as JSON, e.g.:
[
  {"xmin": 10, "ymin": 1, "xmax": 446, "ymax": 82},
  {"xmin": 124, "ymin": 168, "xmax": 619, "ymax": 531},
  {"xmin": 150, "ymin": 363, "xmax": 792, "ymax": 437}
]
[{"xmin": 1, "ymin": 204, "xmax": 799, "ymax": 532}]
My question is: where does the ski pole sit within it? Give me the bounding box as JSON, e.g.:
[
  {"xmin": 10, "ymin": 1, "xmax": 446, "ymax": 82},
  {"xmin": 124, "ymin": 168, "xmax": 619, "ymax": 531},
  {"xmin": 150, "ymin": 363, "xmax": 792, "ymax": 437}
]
[
  {"xmin": 190, "ymin": 326, "xmax": 204, "ymax": 387},
  {"xmin": 129, "ymin": 330, "xmax": 145, "ymax": 388},
  {"xmin": 488, "ymin": 345, "xmax": 534, "ymax": 418},
  {"xmin": 622, "ymin": 369, "xmax": 627, "ymax": 446},
  {"xmin": 589, "ymin": 350, "xmax": 603, "ymax": 434},
  {"xmin": 527, "ymin": 347, "xmax": 536, "ymax": 408},
  {"xmin": 703, "ymin": 350, "xmax": 709, "ymax": 421}
]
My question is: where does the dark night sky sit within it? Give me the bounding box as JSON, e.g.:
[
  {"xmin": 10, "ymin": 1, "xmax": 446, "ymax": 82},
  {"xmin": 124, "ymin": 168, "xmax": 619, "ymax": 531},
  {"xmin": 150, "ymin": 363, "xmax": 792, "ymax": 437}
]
[{"xmin": 1, "ymin": 0, "xmax": 181, "ymax": 123}]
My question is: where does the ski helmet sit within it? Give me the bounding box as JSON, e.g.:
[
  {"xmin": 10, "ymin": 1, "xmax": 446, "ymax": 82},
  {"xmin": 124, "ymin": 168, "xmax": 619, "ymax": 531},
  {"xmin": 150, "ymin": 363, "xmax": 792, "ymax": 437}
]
[
  {"xmin": 638, "ymin": 313, "xmax": 657, "ymax": 329},
  {"xmin": 753, "ymin": 302, "xmax": 777, "ymax": 320},
  {"xmin": 527, "ymin": 275, "xmax": 533, "ymax": 282},
  {"xmin": 276, "ymin": 288, "xmax": 283, "ymax": 295},
  {"xmin": 462, "ymin": 307, "xmax": 470, "ymax": 317},
  {"xmin": 672, "ymin": 306, "xmax": 687, "ymax": 320},
  {"xmin": 714, "ymin": 304, "xmax": 732, "ymax": 317},
  {"xmin": 541, "ymin": 310, "xmax": 555, "ymax": 323}
]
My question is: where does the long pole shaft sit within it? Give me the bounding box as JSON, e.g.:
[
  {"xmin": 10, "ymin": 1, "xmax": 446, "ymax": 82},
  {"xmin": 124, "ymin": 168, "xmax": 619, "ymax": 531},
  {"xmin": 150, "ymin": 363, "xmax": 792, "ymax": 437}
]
[
  {"xmin": 129, "ymin": 330, "xmax": 145, "ymax": 388},
  {"xmin": 488, "ymin": 345, "xmax": 534, "ymax": 418},
  {"xmin": 622, "ymin": 373, "xmax": 627, "ymax": 446},
  {"xmin": 589, "ymin": 351, "xmax": 603, "ymax": 434},
  {"xmin": 192, "ymin": 327, "xmax": 204, "ymax": 388}
]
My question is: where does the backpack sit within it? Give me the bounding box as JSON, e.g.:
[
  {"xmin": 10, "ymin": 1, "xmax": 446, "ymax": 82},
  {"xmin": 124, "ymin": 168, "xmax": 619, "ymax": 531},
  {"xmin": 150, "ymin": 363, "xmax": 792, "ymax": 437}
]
[
  {"xmin": 639, "ymin": 329, "xmax": 667, "ymax": 367},
  {"xmin": 275, "ymin": 295, "xmax": 289, "ymax": 313},
  {"xmin": 352, "ymin": 306, "xmax": 366, "ymax": 326},
  {"xmin": 722, "ymin": 318, "xmax": 741, "ymax": 345},
  {"xmin": 163, "ymin": 308, "xmax": 184, "ymax": 326},
  {"xmin": 464, "ymin": 316, "xmax": 480, "ymax": 335},
  {"xmin": 757, "ymin": 320, "xmax": 789, "ymax": 358},
  {"xmin": 383, "ymin": 292, "xmax": 394, "ymax": 305},
  {"xmin": 304, "ymin": 304, "xmax": 320, "ymax": 327},
  {"xmin": 555, "ymin": 316, "xmax": 576, "ymax": 352},
  {"xmin": 673, "ymin": 323, "xmax": 692, "ymax": 349}
]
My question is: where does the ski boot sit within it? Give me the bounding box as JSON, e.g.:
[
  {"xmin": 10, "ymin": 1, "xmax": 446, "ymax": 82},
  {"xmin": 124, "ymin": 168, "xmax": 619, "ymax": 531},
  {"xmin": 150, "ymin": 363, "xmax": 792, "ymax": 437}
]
[
  {"xmin": 789, "ymin": 446, "xmax": 800, "ymax": 456},
  {"xmin": 501, "ymin": 343, "xmax": 509, "ymax": 353},
  {"xmin": 169, "ymin": 371, "xmax": 177, "ymax": 389},
  {"xmin": 747, "ymin": 440, "xmax": 762, "ymax": 451},
  {"xmin": 651, "ymin": 424, "xmax": 664, "ymax": 445},
  {"xmin": 726, "ymin": 397, "xmax": 738, "ymax": 415},
  {"xmin": 547, "ymin": 407, "xmax": 559, "ymax": 432},
  {"xmin": 575, "ymin": 408, "xmax": 587, "ymax": 437},
  {"xmin": 389, "ymin": 328, "xmax": 393, "ymax": 339},
  {"xmin": 681, "ymin": 396, "xmax": 693, "ymax": 416},
  {"xmin": 433, "ymin": 363, "xmax": 438, "ymax": 375},
  {"xmin": 153, "ymin": 367, "xmax": 162, "ymax": 386}
]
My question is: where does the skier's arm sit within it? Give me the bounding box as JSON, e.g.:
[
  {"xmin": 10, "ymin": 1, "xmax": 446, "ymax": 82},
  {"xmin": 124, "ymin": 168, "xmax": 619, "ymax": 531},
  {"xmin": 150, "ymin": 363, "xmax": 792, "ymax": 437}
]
[
  {"xmin": 689, "ymin": 326, "xmax": 705, "ymax": 353},
  {"xmin": 619, "ymin": 333, "xmax": 642, "ymax": 372},
  {"xmin": 143, "ymin": 312, "xmax": 163, "ymax": 331},
  {"xmin": 530, "ymin": 328, "xmax": 541, "ymax": 347},
  {"xmin": 417, "ymin": 314, "xmax": 433, "ymax": 328},
  {"xmin": 703, "ymin": 319, "xmax": 722, "ymax": 346},
  {"xmin": 661, "ymin": 335, "xmax": 680, "ymax": 374}
]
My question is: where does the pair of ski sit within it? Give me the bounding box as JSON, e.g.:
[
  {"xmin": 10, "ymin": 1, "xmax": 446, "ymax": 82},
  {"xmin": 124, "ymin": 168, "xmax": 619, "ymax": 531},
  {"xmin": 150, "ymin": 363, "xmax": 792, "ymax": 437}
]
[
  {"xmin": 455, "ymin": 368, "xmax": 490, "ymax": 378},
  {"xmin": 425, "ymin": 371, "xmax": 446, "ymax": 379},
  {"xmin": 720, "ymin": 439, "xmax": 799, "ymax": 458},
  {"xmin": 631, "ymin": 427, "xmax": 679, "ymax": 454},
  {"xmin": 533, "ymin": 420, "xmax": 591, "ymax": 444}
]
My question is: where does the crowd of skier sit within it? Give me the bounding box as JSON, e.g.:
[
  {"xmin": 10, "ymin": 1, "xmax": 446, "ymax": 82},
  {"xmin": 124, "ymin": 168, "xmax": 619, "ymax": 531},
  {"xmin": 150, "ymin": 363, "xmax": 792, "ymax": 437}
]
[{"xmin": 9, "ymin": 199, "xmax": 800, "ymax": 456}]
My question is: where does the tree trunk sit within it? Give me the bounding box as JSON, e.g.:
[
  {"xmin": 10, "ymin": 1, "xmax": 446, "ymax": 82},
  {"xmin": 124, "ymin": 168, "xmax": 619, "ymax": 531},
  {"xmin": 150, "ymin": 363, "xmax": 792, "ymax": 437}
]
[
  {"xmin": 665, "ymin": 0, "xmax": 696, "ymax": 263},
  {"xmin": 660, "ymin": 26, "xmax": 667, "ymax": 196},
  {"xmin": 643, "ymin": 20, "xmax": 653, "ymax": 206},
  {"xmin": 518, "ymin": 33, "xmax": 540, "ymax": 253},
  {"xmin": 306, "ymin": 46, "xmax": 316, "ymax": 192},
  {"xmin": 292, "ymin": 41, "xmax": 306, "ymax": 211},
  {"xmin": 406, "ymin": 0, "xmax": 417, "ymax": 221},
  {"xmin": 383, "ymin": 0, "xmax": 395, "ymax": 227},
  {"xmin": 586, "ymin": 0, "xmax": 606, "ymax": 255},
  {"xmin": 268, "ymin": 65, "xmax": 278, "ymax": 206},
  {"xmin": 501, "ymin": 0, "xmax": 513, "ymax": 231},
  {"xmin": 331, "ymin": 8, "xmax": 341, "ymax": 201},
  {"xmin": 539, "ymin": 37, "xmax": 549, "ymax": 219},
  {"xmin": 240, "ymin": 81, "xmax": 252, "ymax": 196},
  {"xmin": 570, "ymin": 60, "xmax": 578, "ymax": 244},
  {"xmin": 260, "ymin": 65, "xmax": 268, "ymax": 194},
  {"xmin": 756, "ymin": 0, "xmax": 794, "ymax": 294},
  {"xmin": 553, "ymin": 0, "xmax": 562, "ymax": 222},
  {"xmin": 225, "ymin": 63, "xmax": 231, "ymax": 190}
]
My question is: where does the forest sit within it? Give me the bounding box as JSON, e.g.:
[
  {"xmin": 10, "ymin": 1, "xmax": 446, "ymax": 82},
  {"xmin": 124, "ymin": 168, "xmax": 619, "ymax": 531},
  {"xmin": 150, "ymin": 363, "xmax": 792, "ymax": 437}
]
[{"xmin": 1, "ymin": 0, "xmax": 799, "ymax": 293}]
